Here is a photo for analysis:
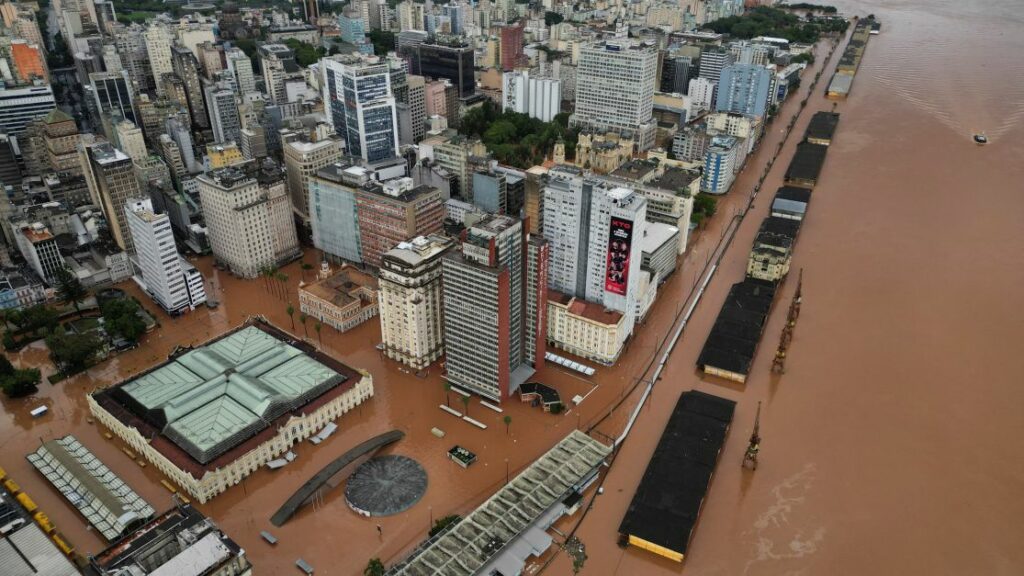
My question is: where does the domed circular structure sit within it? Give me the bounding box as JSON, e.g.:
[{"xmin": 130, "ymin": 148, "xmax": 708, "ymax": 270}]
[{"xmin": 345, "ymin": 455, "xmax": 427, "ymax": 517}]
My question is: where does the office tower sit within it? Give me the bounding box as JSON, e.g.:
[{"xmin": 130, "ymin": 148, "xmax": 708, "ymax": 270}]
[
  {"xmin": 224, "ymin": 47, "xmax": 256, "ymax": 95},
  {"xmin": 309, "ymin": 163, "xmax": 368, "ymax": 264},
  {"xmin": 715, "ymin": 63, "xmax": 774, "ymax": 117},
  {"xmin": 698, "ymin": 45, "xmax": 735, "ymax": 103},
  {"xmin": 283, "ymin": 136, "xmax": 344, "ymax": 224},
  {"xmin": 205, "ymin": 82, "xmax": 241, "ymax": 144},
  {"xmin": 502, "ymin": 70, "xmax": 561, "ymax": 122},
  {"xmin": 396, "ymin": 29, "xmax": 428, "ymax": 57},
  {"xmin": 407, "ymin": 74, "xmax": 426, "ymax": 143},
  {"xmin": 26, "ymin": 109, "xmax": 82, "ymax": 176},
  {"xmin": 322, "ymin": 55, "xmax": 399, "ymax": 163},
  {"xmin": 197, "ymin": 161, "xmax": 300, "ymax": 278},
  {"xmin": 145, "ymin": 23, "xmax": 174, "ymax": 97},
  {"xmin": 443, "ymin": 4, "xmax": 463, "ymax": 35},
  {"xmin": 171, "ymin": 46, "xmax": 209, "ymax": 129},
  {"xmin": 688, "ymin": 77, "xmax": 716, "ymax": 112},
  {"xmin": 410, "ymin": 41, "xmax": 475, "ymax": 97},
  {"xmin": 356, "ymin": 177, "xmax": 445, "ymax": 267},
  {"xmin": 114, "ymin": 120, "xmax": 146, "ymax": 162},
  {"xmin": 661, "ymin": 55, "xmax": 692, "ymax": 94},
  {"xmin": 499, "ymin": 22, "xmax": 524, "ymax": 71},
  {"xmin": 198, "ymin": 41, "xmax": 224, "ymax": 78},
  {"xmin": 82, "ymin": 142, "xmax": 142, "ymax": 253},
  {"xmin": 542, "ymin": 167, "xmax": 649, "ymax": 333},
  {"xmin": 14, "ymin": 223, "xmax": 63, "ymax": 284},
  {"xmin": 165, "ymin": 112, "xmax": 200, "ymax": 173},
  {"xmin": 672, "ymin": 122, "xmax": 710, "ymax": 162},
  {"xmin": 126, "ymin": 198, "xmax": 206, "ymax": 313},
  {"xmin": 701, "ymin": 135, "xmax": 740, "ymax": 194},
  {"xmin": 523, "ymin": 166, "xmax": 545, "ymax": 235},
  {"xmin": 0, "ymin": 83, "xmax": 55, "ymax": 136},
  {"xmin": 88, "ymin": 70, "xmax": 136, "ymax": 131},
  {"xmin": 239, "ymin": 127, "xmax": 267, "ymax": 160},
  {"xmin": 571, "ymin": 40, "xmax": 658, "ymax": 150},
  {"xmin": 340, "ymin": 8, "xmax": 373, "ymax": 54},
  {"xmin": 113, "ymin": 23, "xmax": 152, "ymax": 92},
  {"xmin": 471, "ymin": 170, "xmax": 507, "ymax": 214},
  {"xmin": 379, "ymin": 234, "xmax": 455, "ymax": 370},
  {"xmin": 259, "ymin": 44, "xmax": 298, "ymax": 104},
  {"xmin": 441, "ymin": 215, "xmax": 548, "ymax": 400}
]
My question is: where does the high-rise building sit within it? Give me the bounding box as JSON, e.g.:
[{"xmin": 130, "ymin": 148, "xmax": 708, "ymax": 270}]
[
  {"xmin": 0, "ymin": 83, "xmax": 55, "ymax": 137},
  {"xmin": 322, "ymin": 55, "xmax": 399, "ymax": 163},
  {"xmin": 542, "ymin": 167, "xmax": 649, "ymax": 336},
  {"xmin": 144, "ymin": 23, "xmax": 174, "ymax": 96},
  {"xmin": 660, "ymin": 55, "xmax": 692, "ymax": 94},
  {"xmin": 224, "ymin": 47, "xmax": 256, "ymax": 95},
  {"xmin": 303, "ymin": 0, "xmax": 320, "ymax": 22},
  {"xmin": 259, "ymin": 44, "xmax": 298, "ymax": 104},
  {"xmin": 715, "ymin": 63, "xmax": 773, "ymax": 118},
  {"xmin": 410, "ymin": 41, "xmax": 475, "ymax": 97},
  {"xmin": 499, "ymin": 22, "xmax": 525, "ymax": 71},
  {"xmin": 340, "ymin": 8, "xmax": 373, "ymax": 54},
  {"xmin": 571, "ymin": 40, "xmax": 658, "ymax": 150},
  {"xmin": 14, "ymin": 224, "xmax": 63, "ymax": 284},
  {"xmin": 88, "ymin": 70, "xmax": 137, "ymax": 138},
  {"xmin": 82, "ymin": 142, "xmax": 142, "ymax": 253},
  {"xmin": 114, "ymin": 120, "xmax": 147, "ymax": 163},
  {"xmin": 701, "ymin": 135, "xmax": 739, "ymax": 194},
  {"xmin": 205, "ymin": 82, "xmax": 241, "ymax": 144},
  {"xmin": 698, "ymin": 45, "xmax": 735, "ymax": 103},
  {"xmin": 397, "ymin": 1, "xmax": 425, "ymax": 31},
  {"xmin": 283, "ymin": 137, "xmax": 344, "ymax": 224},
  {"xmin": 113, "ymin": 22, "xmax": 152, "ymax": 92},
  {"xmin": 379, "ymin": 234, "xmax": 454, "ymax": 370},
  {"xmin": 441, "ymin": 215, "xmax": 548, "ymax": 401},
  {"xmin": 407, "ymin": 74, "xmax": 426, "ymax": 143},
  {"xmin": 197, "ymin": 161, "xmax": 301, "ymax": 278},
  {"xmin": 309, "ymin": 163, "xmax": 368, "ymax": 264},
  {"xmin": 355, "ymin": 177, "xmax": 445, "ymax": 267},
  {"xmin": 687, "ymin": 76, "xmax": 716, "ymax": 112},
  {"xmin": 502, "ymin": 70, "xmax": 561, "ymax": 122},
  {"xmin": 126, "ymin": 198, "xmax": 206, "ymax": 313},
  {"xmin": 171, "ymin": 46, "xmax": 210, "ymax": 129}
]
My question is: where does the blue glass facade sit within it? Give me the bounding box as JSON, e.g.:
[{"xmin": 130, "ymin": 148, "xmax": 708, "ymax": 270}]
[
  {"xmin": 310, "ymin": 175, "xmax": 363, "ymax": 263},
  {"xmin": 715, "ymin": 63, "xmax": 773, "ymax": 117}
]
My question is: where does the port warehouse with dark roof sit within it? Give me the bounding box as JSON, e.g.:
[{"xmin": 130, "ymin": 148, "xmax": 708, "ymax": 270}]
[
  {"xmin": 827, "ymin": 17, "xmax": 878, "ymax": 99},
  {"xmin": 618, "ymin": 391, "xmax": 736, "ymax": 562},
  {"xmin": 697, "ymin": 114, "xmax": 838, "ymax": 382},
  {"xmin": 805, "ymin": 111, "xmax": 840, "ymax": 146}
]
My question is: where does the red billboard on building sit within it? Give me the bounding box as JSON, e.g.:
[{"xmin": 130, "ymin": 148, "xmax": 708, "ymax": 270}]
[{"xmin": 605, "ymin": 217, "xmax": 633, "ymax": 295}]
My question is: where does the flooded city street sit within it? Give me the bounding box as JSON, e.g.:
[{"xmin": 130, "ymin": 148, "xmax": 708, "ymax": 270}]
[{"xmin": 3, "ymin": 1, "xmax": 1023, "ymax": 574}]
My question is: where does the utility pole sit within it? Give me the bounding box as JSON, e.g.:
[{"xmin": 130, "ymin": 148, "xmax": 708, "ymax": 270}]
[{"xmin": 742, "ymin": 401, "xmax": 762, "ymax": 470}]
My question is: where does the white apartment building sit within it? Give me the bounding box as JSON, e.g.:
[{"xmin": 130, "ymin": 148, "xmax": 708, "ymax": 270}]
[
  {"xmin": 570, "ymin": 40, "xmax": 658, "ymax": 150},
  {"xmin": 224, "ymin": 47, "xmax": 257, "ymax": 95},
  {"xmin": 197, "ymin": 163, "xmax": 300, "ymax": 278},
  {"xmin": 688, "ymin": 77, "xmax": 716, "ymax": 113},
  {"xmin": 378, "ymin": 235, "xmax": 454, "ymax": 370},
  {"xmin": 126, "ymin": 198, "xmax": 205, "ymax": 314},
  {"xmin": 706, "ymin": 111, "xmax": 762, "ymax": 153},
  {"xmin": 502, "ymin": 70, "xmax": 562, "ymax": 122}
]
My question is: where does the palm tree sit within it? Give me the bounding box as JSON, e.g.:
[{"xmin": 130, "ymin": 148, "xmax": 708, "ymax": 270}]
[
  {"xmin": 277, "ymin": 273, "xmax": 288, "ymax": 299},
  {"xmin": 503, "ymin": 415, "xmax": 512, "ymax": 435},
  {"xmin": 299, "ymin": 313, "xmax": 308, "ymax": 338},
  {"xmin": 301, "ymin": 262, "xmax": 313, "ymax": 281},
  {"xmin": 364, "ymin": 558, "xmax": 385, "ymax": 576},
  {"xmin": 314, "ymin": 322, "xmax": 322, "ymax": 345},
  {"xmin": 286, "ymin": 304, "xmax": 295, "ymax": 330},
  {"xmin": 443, "ymin": 382, "xmax": 452, "ymax": 407},
  {"xmin": 460, "ymin": 395, "xmax": 469, "ymax": 417}
]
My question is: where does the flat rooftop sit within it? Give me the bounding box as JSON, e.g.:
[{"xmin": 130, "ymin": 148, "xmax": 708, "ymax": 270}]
[
  {"xmin": 785, "ymin": 142, "xmax": 829, "ymax": 183},
  {"xmin": 389, "ymin": 430, "xmax": 612, "ymax": 575},
  {"xmin": 618, "ymin": 391, "xmax": 735, "ymax": 560},
  {"xmin": 805, "ymin": 111, "xmax": 840, "ymax": 141},
  {"xmin": 697, "ymin": 279, "xmax": 777, "ymax": 377},
  {"xmin": 549, "ymin": 290, "xmax": 625, "ymax": 326},
  {"xmin": 92, "ymin": 321, "xmax": 361, "ymax": 476},
  {"xmin": 301, "ymin": 265, "xmax": 378, "ymax": 310}
]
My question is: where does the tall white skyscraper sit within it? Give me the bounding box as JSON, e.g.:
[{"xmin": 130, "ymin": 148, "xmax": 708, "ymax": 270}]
[
  {"xmin": 126, "ymin": 198, "xmax": 206, "ymax": 313},
  {"xmin": 322, "ymin": 55, "xmax": 399, "ymax": 163},
  {"xmin": 144, "ymin": 23, "xmax": 174, "ymax": 97},
  {"xmin": 224, "ymin": 47, "xmax": 257, "ymax": 95},
  {"xmin": 570, "ymin": 40, "xmax": 658, "ymax": 150},
  {"xmin": 502, "ymin": 70, "xmax": 561, "ymax": 122}
]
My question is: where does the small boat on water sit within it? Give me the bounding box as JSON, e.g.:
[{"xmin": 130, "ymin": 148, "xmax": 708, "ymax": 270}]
[{"xmin": 973, "ymin": 133, "xmax": 988, "ymax": 145}]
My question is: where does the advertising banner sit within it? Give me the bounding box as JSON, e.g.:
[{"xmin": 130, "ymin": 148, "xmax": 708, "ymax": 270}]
[{"xmin": 605, "ymin": 217, "xmax": 633, "ymax": 295}]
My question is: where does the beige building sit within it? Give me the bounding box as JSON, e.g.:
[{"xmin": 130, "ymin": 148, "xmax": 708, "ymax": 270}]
[
  {"xmin": 547, "ymin": 291, "xmax": 627, "ymax": 365},
  {"xmin": 81, "ymin": 141, "xmax": 142, "ymax": 254},
  {"xmin": 283, "ymin": 136, "xmax": 344, "ymax": 224},
  {"xmin": 299, "ymin": 264, "xmax": 379, "ymax": 333},
  {"xmin": 574, "ymin": 131, "xmax": 634, "ymax": 174},
  {"xmin": 197, "ymin": 160, "xmax": 300, "ymax": 278},
  {"xmin": 89, "ymin": 321, "xmax": 374, "ymax": 503},
  {"xmin": 378, "ymin": 235, "xmax": 454, "ymax": 370}
]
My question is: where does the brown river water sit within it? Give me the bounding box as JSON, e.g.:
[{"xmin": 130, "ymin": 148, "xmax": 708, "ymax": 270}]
[{"xmin": 2, "ymin": 1, "xmax": 1023, "ymax": 574}]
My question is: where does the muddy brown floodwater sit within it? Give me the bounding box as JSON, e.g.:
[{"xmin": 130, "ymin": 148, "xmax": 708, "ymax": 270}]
[
  {"xmin": 547, "ymin": 1, "xmax": 1024, "ymax": 575},
  {"xmin": 3, "ymin": 1, "xmax": 1023, "ymax": 574}
]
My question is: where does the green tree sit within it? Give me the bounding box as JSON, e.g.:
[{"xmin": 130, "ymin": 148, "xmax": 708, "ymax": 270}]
[
  {"xmin": 368, "ymin": 29, "xmax": 396, "ymax": 56},
  {"xmin": 299, "ymin": 313, "xmax": 308, "ymax": 338},
  {"xmin": 544, "ymin": 11, "xmax": 564, "ymax": 26},
  {"xmin": 54, "ymin": 267, "xmax": 88, "ymax": 315},
  {"xmin": 101, "ymin": 299, "xmax": 146, "ymax": 344},
  {"xmin": 691, "ymin": 193, "xmax": 718, "ymax": 226},
  {"xmin": 428, "ymin": 514, "xmax": 461, "ymax": 537},
  {"xmin": 460, "ymin": 394, "xmax": 469, "ymax": 417},
  {"xmin": 301, "ymin": 262, "xmax": 313, "ymax": 282},
  {"xmin": 364, "ymin": 558, "xmax": 385, "ymax": 576},
  {"xmin": 46, "ymin": 327, "xmax": 103, "ymax": 372},
  {"xmin": 286, "ymin": 304, "xmax": 296, "ymax": 330},
  {"xmin": 283, "ymin": 38, "xmax": 326, "ymax": 67},
  {"xmin": 314, "ymin": 321, "xmax": 322, "ymax": 345},
  {"xmin": 503, "ymin": 414, "xmax": 512, "ymax": 435},
  {"xmin": 277, "ymin": 273, "xmax": 289, "ymax": 299},
  {"xmin": 443, "ymin": 382, "xmax": 451, "ymax": 407},
  {"xmin": 0, "ymin": 358, "xmax": 40, "ymax": 398}
]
